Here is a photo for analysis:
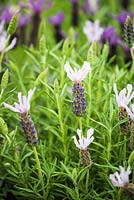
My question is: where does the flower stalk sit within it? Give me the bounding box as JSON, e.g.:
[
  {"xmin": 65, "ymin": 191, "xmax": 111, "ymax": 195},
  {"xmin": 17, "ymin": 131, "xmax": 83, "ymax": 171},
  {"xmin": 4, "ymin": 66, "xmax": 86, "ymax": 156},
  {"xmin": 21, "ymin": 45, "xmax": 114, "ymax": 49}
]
[{"xmin": 32, "ymin": 146, "xmax": 45, "ymax": 196}]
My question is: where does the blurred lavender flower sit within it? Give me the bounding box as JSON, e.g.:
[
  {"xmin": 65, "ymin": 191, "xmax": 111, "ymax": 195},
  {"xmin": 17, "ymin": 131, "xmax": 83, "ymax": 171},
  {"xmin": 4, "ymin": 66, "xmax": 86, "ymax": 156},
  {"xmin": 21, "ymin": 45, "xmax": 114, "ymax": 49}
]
[
  {"xmin": 29, "ymin": 0, "xmax": 52, "ymax": 45},
  {"xmin": 101, "ymin": 26, "xmax": 119, "ymax": 46},
  {"xmin": 0, "ymin": 5, "xmax": 13, "ymax": 24},
  {"xmin": 111, "ymin": 11, "xmax": 133, "ymax": 30},
  {"xmin": 0, "ymin": 20, "xmax": 16, "ymax": 52},
  {"xmin": 49, "ymin": 12, "xmax": 65, "ymax": 43},
  {"xmin": 72, "ymin": 128, "xmax": 94, "ymax": 166},
  {"xmin": 83, "ymin": 0, "xmax": 99, "ymax": 16},
  {"xmin": 109, "ymin": 166, "xmax": 131, "ymax": 187},
  {"xmin": 4, "ymin": 89, "xmax": 38, "ymax": 146},
  {"xmin": 101, "ymin": 26, "xmax": 120, "ymax": 57},
  {"xmin": 18, "ymin": 15, "xmax": 31, "ymax": 27},
  {"xmin": 70, "ymin": 0, "xmax": 79, "ymax": 26},
  {"xmin": 18, "ymin": 14, "xmax": 31, "ymax": 44},
  {"xmin": 116, "ymin": 11, "xmax": 128, "ymax": 27},
  {"xmin": 49, "ymin": 12, "xmax": 64, "ymax": 26},
  {"xmin": 83, "ymin": 20, "xmax": 104, "ymax": 43},
  {"xmin": 29, "ymin": 0, "xmax": 44, "ymax": 14},
  {"xmin": 64, "ymin": 61, "xmax": 91, "ymax": 116}
]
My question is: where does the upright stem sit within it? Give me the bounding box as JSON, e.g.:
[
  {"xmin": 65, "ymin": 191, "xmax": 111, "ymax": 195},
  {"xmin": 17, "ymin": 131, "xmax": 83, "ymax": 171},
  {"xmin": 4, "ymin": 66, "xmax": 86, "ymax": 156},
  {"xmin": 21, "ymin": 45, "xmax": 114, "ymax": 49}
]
[
  {"xmin": 0, "ymin": 35, "xmax": 10, "ymax": 71},
  {"xmin": 56, "ymin": 93, "xmax": 67, "ymax": 160},
  {"xmin": 107, "ymin": 128, "xmax": 112, "ymax": 162},
  {"xmin": 124, "ymin": 135, "xmax": 126, "ymax": 162},
  {"xmin": 32, "ymin": 146, "xmax": 45, "ymax": 197},
  {"xmin": 117, "ymin": 188, "xmax": 122, "ymax": 200},
  {"xmin": 14, "ymin": 151, "xmax": 28, "ymax": 188},
  {"xmin": 79, "ymin": 117, "xmax": 82, "ymax": 130},
  {"xmin": 86, "ymin": 72, "xmax": 92, "ymax": 125},
  {"xmin": 96, "ymin": 62, "xmax": 104, "ymax": 110},
  {"xmin": 130, "ymin": 47, "xmax": 134, "ymax": 70}
]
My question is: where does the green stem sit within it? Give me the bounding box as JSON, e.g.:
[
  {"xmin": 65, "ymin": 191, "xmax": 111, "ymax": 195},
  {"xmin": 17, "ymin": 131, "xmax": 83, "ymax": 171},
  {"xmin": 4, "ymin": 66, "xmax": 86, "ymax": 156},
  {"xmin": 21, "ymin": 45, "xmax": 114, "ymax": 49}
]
[
  {"xmin": 78, "ymin": 117, "xmax": 82, "ymax": 130},
  {"xmin": 96, "ymin": 62, "xmax": 104, "ymax": 111},
  {"xmin": 124, "ymin": 136, "xmax": 126, "ymax": 162},
  {"xmin": 85, "ymin": 169, "xmax": 89, "ymax": 193},
  {"xmin": 56, "ymin": 94, "xmax": 67, "ymax": 160},
  {"xmin": 132, "ymin": 169, "xmax": 134, "ymax": 183},
  {"xmin": 0, "ymin": 35, "xmax": 11, "ymax": 71},
  {"xmin": 107, "ymin": 128, "xmax": 112, "ymax": 162},
  {"xmin": 60, "ymin": 57, "xmax": 66, "ymax": 88},
  {"xmin": 117, "ymin": 188, "xmax": 122, "ymax": 200},
  {"xmin": 14, "ymin": 152, "xmax": 28, "ymax": 188},
  {"xmin": 130, "ymin": 48, "xmax": 134, "ymax": 79},
  {"xmin": 74, "ymin": 185, "xmax": 80, "ymax": 199},
  {"xmin": 32, "ymin": 146, "xmax": 45, "ymax": 197},
  {"xmin": 86, "ymin": 72, "xmax": 92, "ymax": 125}
]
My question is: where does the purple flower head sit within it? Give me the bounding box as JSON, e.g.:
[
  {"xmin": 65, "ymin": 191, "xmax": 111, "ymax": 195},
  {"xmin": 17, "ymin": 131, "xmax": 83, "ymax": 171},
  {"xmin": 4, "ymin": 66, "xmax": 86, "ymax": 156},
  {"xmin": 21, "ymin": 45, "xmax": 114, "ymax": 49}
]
[
  {"xmin": 29, "ymin": 0, "xmax": 52, "ymax": 14},
  {"xmin": 0, "ymin": 5, "xmax": 13, "ymax": 23},
  {"xmin": 101, "ymin": 26, "xmax": 119, "ymax": 46},
  {"xmin": 111, "ymin": 11, "xmax": 133, "ymax": 27},
  {"xmin": 18, "ymin": 14, "xmax": 31, "ymax": 27},
  {"xmin": 29, "ymin": 0, "xmax": 44, "ymax": 13},
  {"xmin": 49, "ymin": 12, "xmax": 64, "ymax": 26},
  {"xmin": 70, "ymin": 0, "xmax": 78, "ymax": 3},
  {"xmin": 116, "ymin": 11, "xmax": 128, "ymax": 26},
  {"xmin": 83, "ymin": 0, "xmax": 99, "ymax": 16}
]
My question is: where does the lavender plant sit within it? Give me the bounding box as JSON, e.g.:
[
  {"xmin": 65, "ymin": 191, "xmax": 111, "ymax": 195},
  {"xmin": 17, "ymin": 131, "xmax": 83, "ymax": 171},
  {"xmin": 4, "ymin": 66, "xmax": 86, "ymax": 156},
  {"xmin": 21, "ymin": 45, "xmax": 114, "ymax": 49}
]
[{"xmin": 0, "ymin": 0, "xmax": 134, "ymax": 200}]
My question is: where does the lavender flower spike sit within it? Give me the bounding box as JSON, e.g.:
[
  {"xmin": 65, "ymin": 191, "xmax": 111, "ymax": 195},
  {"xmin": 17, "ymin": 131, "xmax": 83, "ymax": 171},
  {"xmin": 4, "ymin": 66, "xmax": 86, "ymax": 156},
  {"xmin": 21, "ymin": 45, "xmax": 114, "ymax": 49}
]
[
  {"xmin": 72, "ymin": 128, "xmax": 94, "ymax": 166},
  {"xmin": 109, "ymin": 166, "xmax": 131, "ymax": 187},
  {"xmin": 4, "ymin": 89, "xmax": 38, "ymax": 146},
  {"xmin": 83, "ymin": 20, "xmax": 104, "ymax": 43},
  {"xmin": 64, "ymin": 61, "xmax": 91, "ymax": 116}
]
